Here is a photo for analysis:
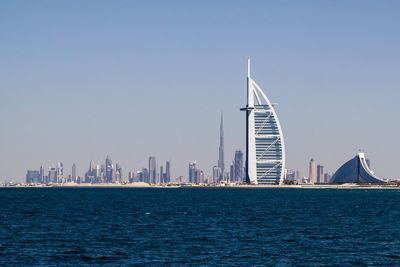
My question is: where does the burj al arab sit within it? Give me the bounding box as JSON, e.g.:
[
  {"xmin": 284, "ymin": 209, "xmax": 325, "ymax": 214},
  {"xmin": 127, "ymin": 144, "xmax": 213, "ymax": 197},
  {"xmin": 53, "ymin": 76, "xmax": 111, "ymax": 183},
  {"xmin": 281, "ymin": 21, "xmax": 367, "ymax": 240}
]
[{"xmin": 241, "ymin": 60, "xmax": 286, "ymax": 185}]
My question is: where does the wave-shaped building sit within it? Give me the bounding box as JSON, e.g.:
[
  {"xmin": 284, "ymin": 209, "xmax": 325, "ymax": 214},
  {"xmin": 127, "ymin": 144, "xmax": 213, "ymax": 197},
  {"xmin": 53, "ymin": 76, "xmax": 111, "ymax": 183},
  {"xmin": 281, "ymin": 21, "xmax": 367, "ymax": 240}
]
[
  {"xmin": 329, "ymin": 152, "xmax": 384, "ymax": 184},
  {"xmin": 241, "ymin": 60, "xmax": 285, "ymax": 185}
]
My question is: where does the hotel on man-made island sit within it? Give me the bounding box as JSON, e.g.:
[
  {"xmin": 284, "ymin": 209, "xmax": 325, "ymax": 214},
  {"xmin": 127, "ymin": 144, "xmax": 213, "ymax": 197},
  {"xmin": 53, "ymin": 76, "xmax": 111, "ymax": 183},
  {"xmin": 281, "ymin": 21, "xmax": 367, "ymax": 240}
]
[{"xmin": 241, "ymin": 59, "xmax": 285, "ymax": 185}]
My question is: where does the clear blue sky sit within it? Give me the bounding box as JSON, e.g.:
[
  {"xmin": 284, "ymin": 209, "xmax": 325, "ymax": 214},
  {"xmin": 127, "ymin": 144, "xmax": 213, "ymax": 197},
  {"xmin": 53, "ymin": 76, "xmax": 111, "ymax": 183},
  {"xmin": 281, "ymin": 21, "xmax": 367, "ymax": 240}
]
[{"xmin": 1, "ymin": 0, "xmax": 399, "ymax": 181}]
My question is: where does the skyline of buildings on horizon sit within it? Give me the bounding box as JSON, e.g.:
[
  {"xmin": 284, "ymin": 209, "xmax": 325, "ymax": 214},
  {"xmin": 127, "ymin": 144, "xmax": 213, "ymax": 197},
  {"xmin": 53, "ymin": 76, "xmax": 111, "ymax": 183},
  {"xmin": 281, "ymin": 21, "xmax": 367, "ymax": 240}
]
[
  {"xmin": 22, "ymin": 61, "xmax": 339, "ymax": 185},
  {"xmin": 25, "ymin": 155, "xmax": 335, "ymax": 185}
]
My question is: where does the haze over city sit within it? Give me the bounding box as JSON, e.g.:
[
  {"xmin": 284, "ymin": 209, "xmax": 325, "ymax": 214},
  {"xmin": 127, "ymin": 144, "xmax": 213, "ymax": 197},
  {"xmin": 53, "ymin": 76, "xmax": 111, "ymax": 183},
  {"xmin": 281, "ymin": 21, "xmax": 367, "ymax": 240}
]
[{"xmin": 1, "ymin": 0, "xmax": 399, "ymax": 182}]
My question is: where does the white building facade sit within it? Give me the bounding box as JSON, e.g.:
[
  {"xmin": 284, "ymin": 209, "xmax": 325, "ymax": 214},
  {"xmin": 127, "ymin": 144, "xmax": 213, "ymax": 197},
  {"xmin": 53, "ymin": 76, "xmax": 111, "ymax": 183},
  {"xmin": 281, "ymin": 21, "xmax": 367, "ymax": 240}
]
[{"xmin": 241, "ymin": 60, "xmax": 286, "ymax": 185}]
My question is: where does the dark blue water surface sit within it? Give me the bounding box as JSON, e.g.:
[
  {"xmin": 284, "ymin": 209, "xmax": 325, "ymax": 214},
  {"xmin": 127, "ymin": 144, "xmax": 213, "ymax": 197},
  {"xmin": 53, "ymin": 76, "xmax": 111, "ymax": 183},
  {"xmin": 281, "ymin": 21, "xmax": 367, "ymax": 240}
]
[{"xmin": 1, "ymin": 188, "xmax": 400, "ymax": 266}]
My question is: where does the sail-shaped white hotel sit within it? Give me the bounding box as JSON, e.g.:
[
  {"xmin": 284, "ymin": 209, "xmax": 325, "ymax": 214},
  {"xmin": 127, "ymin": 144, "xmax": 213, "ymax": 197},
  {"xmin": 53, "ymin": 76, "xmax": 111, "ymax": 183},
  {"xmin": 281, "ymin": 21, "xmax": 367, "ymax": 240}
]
[{"xmin": 241, "ymin": 60, "xmax": 285, "ymax": 185}]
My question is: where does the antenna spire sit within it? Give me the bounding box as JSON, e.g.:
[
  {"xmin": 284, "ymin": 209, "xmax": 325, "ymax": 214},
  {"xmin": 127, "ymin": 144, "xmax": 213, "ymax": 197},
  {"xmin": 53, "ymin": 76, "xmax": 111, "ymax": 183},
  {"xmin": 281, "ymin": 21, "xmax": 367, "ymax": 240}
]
[{"xmin": 247, "ymin": 58, "xmax": 251, "ymax": 77}]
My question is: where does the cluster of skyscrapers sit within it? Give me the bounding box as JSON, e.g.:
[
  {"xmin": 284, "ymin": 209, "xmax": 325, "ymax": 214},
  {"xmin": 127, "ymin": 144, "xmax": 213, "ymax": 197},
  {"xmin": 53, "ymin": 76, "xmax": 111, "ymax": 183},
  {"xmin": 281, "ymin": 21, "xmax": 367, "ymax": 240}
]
[
  {"xmin": 26, "ymin": 157, "xmax": 122, "ymax": 185},
  {"xmin": 26, "ymin": 156, "xmax": 172, "ymax": 185},
  {"xmin": 26, "ymin": 163, "xmax": 70, "ymax": 184},
  {"xmin": 83, "ymin": 156, "xmax": 123, "ymax": 184},
  {"xmin": 189, "ymin": 113, "xmax": 244, "ymax": 184},
  {"xmin": 189, "ymin": 150, "xmax": 243, "ymax": 184},
  {"xmin": 307, "ymin": 158, "xmax": 329, "ymax": 184},
  {"xmin": 284, "ymin": 159, "xmax": 331, "ymax": 184},
  {"xmin": 129, "ymin": 157, "xmax": 171, "ymax": 184}
]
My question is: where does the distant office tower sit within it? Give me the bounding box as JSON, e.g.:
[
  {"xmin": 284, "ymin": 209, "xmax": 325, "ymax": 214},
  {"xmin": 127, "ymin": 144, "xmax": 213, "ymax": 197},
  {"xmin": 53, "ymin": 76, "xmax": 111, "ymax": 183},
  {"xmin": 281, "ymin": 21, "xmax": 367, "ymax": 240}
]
[
  {"xmin": 105, "ymin": 156, "xmax": 113, "ymax": 183},
  {"xmin": 136, "ymin": 171, "xmax": 143, "ymax": 182},
  {"xmin": 241, "ymin": 60, "xmax": 285, "ymax": 184},
  {"xmin": 96, "ymin": 165, "xmax": 101, "ymax": 182},
  {"xmin": 89, "ymin": 160, "xmax": 97, "ymax": 176},
  {"xmin": 56, "ymin": 162, "xmax": 64, "ymax": 183},
  {"xmin": 234, "ymin": 150, "xmax": 244, "ymax": 183},
  {"xmin": 212, "ymin": 166, "xmax": 220, "ymax": 184},
  {"xmin": 160, "ymin": 165, "xmax": 164, "ymax": 183},
  {"xmin": 149, "ymin": 156, "xmax": 157, "ymax": 184},
  {"xmin": 26, "ymin": 170, "xmax": 41, "ymax": 184},
  {"xmin": 142, "ymin": 168, "xmax": 149, "ymax": 183},
  {"xmin": 317, "ymin": 165, "xmax": 324, "ymax": 184},
  {"xmin": 218, "ymin": 112, "xmax": 225, "ymax": 181},
  {"xmin": 85, "ymin": 160, "xmax": 97, "ymax": 183},
  {"xmin": 195, "ymin": 169, "xmax": 204, "ymax": 184},
  {"xmin": 115, "ymin": 163, "xmax": 122, "ymax": 182},
  {"xmin": 229, "ymin": 162, "xmax": 234, "ymax": 183},
  {"xmin": 39, "ymin": 166, "xmax": 45, "ymax": 183},
  {"xmin": 72, "ymin": 163, "xmax": 76, "ymax": 181},
  {"xmin": 48, "ymin": 167, "xmax": 57, "ymax": 183},
  {"xmin": 324, "ymin": 173, "xmax": 331, "ymax": 184},
  {"xmin": 137, "ymin": 169, "xmax": 148, "ymax": 183},
  {"xmin": 189, "ymin": 161, "xmax": 197, "ymax": 183},
  {"xmin": 309, "ymin": 158, "xmax": 317, "ymax": 183},
  {"xmin": 295, "ymin": 170, "xmax": 301, "ymax": 181},
  {"xmin": 128, "ymin": 171, "xmax": 134, "ymax": 183},
  {"xmin": 165, "ymin": 161, "xmax": 171, "ymax": 183},
  {"xmin": 285, "ymin": 169, "xmax": 296, "ymax": 182}
]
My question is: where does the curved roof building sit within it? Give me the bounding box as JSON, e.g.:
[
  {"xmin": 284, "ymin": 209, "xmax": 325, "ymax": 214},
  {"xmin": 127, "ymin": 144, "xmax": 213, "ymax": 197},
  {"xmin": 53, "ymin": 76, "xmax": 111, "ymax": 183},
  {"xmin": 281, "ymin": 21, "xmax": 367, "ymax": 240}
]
[
  {"xmin": 241, "ymin": 60, "xmax": 285, "ymax": 185},
  {"xmin": 330, "ymin": 152, "xmax": 383, "ymax": 184}
]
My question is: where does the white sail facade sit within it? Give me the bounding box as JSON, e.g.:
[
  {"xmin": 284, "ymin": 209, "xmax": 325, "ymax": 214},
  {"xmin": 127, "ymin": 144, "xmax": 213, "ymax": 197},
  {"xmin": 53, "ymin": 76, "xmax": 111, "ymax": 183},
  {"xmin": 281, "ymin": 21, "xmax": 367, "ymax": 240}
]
[{"xmin": 241, "ymin": 60, "xmax": 285, "ymax": 185}]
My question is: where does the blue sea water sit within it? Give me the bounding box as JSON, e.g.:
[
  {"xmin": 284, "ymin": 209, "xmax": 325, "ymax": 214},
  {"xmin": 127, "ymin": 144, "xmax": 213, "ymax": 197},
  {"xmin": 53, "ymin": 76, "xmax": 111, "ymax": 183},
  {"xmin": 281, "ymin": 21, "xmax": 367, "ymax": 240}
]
[{"xmin": 0, "ymin": 188, "xmax": 400, "ymax": 266}]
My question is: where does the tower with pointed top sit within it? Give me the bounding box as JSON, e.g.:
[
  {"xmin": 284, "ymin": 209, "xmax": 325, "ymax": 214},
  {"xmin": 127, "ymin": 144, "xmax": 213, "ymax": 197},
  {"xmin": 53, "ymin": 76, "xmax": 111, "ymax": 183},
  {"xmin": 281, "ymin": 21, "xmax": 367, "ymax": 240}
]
[
  {"xmin": 240, "ymin": 59, "xmax": 285, "ymax": 184},
  {"xmin": 218, "ymin": 112, "xmax": 225, "ymax": 181}
]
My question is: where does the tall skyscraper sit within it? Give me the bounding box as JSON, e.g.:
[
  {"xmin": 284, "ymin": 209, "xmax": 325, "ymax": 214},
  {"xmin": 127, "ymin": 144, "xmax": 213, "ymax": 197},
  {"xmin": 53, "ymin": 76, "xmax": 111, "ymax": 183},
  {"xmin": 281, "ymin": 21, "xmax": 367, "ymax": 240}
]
[
  {"xmin": 85, "ymin": 160, "xmax": 97, "ymax": 183},
  {"xmin": 240, "ymin": 59, "xmax": 286, "ymax": 184},
  {"xmin": 218, "ymin": 112, "xmax": 225, "ymax": 181},
  {"xmin": 317, "ymin": 164, "xmax": 324, "ymax": 184},
  {"xmin": 195, "ymin": 169, "xmax": 204, "ymax": 184},
  {"xmin": 99, "ymin": 163, "xmax": 105, "ymax": 182},
  {"xmin": 309, "ymin": 158, "xmax": 317, "ymax": 183},
  {"xmin": 96, "ymin": 164, "xmax": 101, "ymax": 182},
  {"xmin": 72, "ymin": 163, "xmax": 76, "ymax": 181},
  {"xmin": 105, "ymin": 156, "xmax": 113, "ymax": 183},
  {"xmin": 39, "ymin": 165, "xmax": 45, "ymax": 183},
  {"xmin": 48, "ymin": 167, "xmax": 57, "ymax": 183},
  {"xmin": 165, "ymin": 161, "xmax": 171, "ymax": 183},
  {"xmin": 189, "ymin": 161, "xmax": 197, "ymax": 183},
  {"xmin": 142, "ymin": 168, "xmax": 149, "ymax": 183},
  {"xmin": 229, "ymin": 162, "xmax": 234, "ymax": 183},
  {"xmin": 234, "ymin": 150, "xmax": 244, "ymax": 183},
  {"xmin": 115, "ymin": 163, "xmax": 122, "ymax": 182},
  {"xmin": 128, "ymin": 171, "xmax": 135, "ymax": 183},
  {"xmin": 160, "ymin": 165, "xmax": 164, "ymax": 183},
  {"xmin": 56, "ymin": 162, "xmax": 64, "ymax": 183},
  {"xmin": 149, "ymin": 156, "xmax": 157, "ymax": 184},
  {"xmin": 212, "ymin": 166, "xmax": 220, "ymax": 184}
]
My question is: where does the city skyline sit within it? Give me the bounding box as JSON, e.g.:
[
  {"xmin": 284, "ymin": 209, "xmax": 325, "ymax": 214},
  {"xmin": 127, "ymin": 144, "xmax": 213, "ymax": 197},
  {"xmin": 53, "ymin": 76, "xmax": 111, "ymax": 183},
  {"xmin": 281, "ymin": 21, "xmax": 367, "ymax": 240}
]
[{"xmin": 1, "ymin": 1, "xmax": 400, "ymax": 181}]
